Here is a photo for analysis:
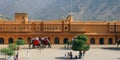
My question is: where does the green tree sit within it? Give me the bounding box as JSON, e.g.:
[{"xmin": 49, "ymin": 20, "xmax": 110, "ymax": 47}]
[
  {"xmin": 67, "ymin": 40, "xmax": 73, "ymax": 49},
  {"xmin": 16, "ymin": 39, "xmax": 25, "ymax": 46},
  {"xmin": 1, "ymin": 48, "xmax": 8, "ymax": 60},
  {"xmin": 6, "ymin": 49, "xmax": 15, "ymax": 56},
  {"xmin": 1, "ymin": 48, "xmax": 15, "ymax": 60},
  {"xmin": 16, "ymin": 39, "xmax": 25, "ymax": 50},
  {"xmin": 72, "ymin": 34, "xmax": 90, "ymax": 59},
  {"xmin": 8, "ymin": 43, "xmax": 18, "ymax": 50},
  {"xmin": 7, "ymin": 49, "xmax": 15, "ymax": 60},
  {"xmin": 75, "ymin": 34, "xmax": 88, "ymax": 42},
  {"xmin": 72, "ymin": 40, "xmax": 85, "ymax": 51}
]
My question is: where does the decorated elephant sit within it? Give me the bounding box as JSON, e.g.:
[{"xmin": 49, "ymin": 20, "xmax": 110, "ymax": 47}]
[
  {"xmin": 41, "ymin": 37, "xmax": 51, "ymax": 48},
  {"xmin": 29, "ymin": 37, "xmax": 51, "ymax": 49},
  {"xmin": 31, "ymin": 37, "xmax": 40, "ymax": 48}
]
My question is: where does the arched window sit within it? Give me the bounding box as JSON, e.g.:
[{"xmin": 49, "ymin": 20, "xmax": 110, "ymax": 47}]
[
  {"xmin": 108, "ymin": 38, "xmax": 113, "ymax": 44},
  {"xmin": 8, "ymin": 38, "xmax": 13, "ymax": 44},
  {"xmin": 63, "ymin": 38, "xmax": 68, "ymax": 44},
  {"xmin": 99, "ymin": 38, "xmax": 104, "ymax": 44},
  {"xmin": 0, "ymin": 38, "xmax": 4, "ymax": 44},
  {"xmin": 90, "ymin": 38, "xmax": 95, "ymax": 44},
  {"xmin": 54, "ymin": 37, "xmax": 59, "ymax": 44},
  {"xmin": 18, "ymin": 37, "xmax": 23, "ymax": 40}
]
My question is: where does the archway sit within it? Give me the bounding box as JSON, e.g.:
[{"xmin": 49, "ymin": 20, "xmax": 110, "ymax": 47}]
[
  {"xmin": 18, "ymin": 37, "xmax": 23, "ymax": 40},
  {"xmin": 108, "ymin": 38, "xmax": 113, "ymax": 44},
  {"xmin": 0, "ymin": 38, "xmax": 4, "ymax": 44},
  {"xmin": 99, "ymin": 38, "xmax": 104, "ymax": 44},
  {"xmin": 8, "ymin": 38, "xmax": 13, "ymax": 44},
  {"xmin": 54, "ymin": 37, "xmax": 59, "ymax": 44},
  {"xmin": 90, "ymin": 38, "xmax": 95, "ymax": 44},
  {"xmin": 63, "ymin": 38, "xmax": 68, "ymax": 44}
]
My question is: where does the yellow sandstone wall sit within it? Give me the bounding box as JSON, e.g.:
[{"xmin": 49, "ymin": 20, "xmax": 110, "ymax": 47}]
[{"xmin": 0, "ymin": 13, "xmax": 119, "ymax": 45}]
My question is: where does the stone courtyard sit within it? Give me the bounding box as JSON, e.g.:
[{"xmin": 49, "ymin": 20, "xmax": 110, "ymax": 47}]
[{"xmin": 0, "ymin": 45, "xmax": 120, "ymax": 60}]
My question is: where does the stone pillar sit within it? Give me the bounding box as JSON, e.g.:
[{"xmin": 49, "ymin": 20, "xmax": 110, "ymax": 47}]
[
  {"xmin": 96, "ymin": 36, "xmax": 99, "ymax": 45},
  {"xmin": 4, "ymin": 36, "xmax": 8, "ymax": 44},
  {"xmin": 113, "ymin": 36, "xmax": 116, "ymax": 44},
  {"xmin": 104, "ymin": 36, "xmax": 108, "ymax": 45},
  {"xmin": 24, "ymin": 36, "xmax": 28, "ymax": 44},
  {"xmin": 14, "ymin": 35, "xmax": 17, "ymax": 43},
  {"xmin": 50, "ymin": 36, "xmax": 54, "ymax": 44},
  {"xmin": 87, "ymin": 37, "xmax": 90, "ymax": 44},
  {"xmin": 59, "ymin": 37, "xmax": 63, "ymax": 44}
]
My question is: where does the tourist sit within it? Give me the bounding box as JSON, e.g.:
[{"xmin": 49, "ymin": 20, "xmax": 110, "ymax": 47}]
[
  {"xmin": 67, "ymin": 52, "xmax": 70, "ymax": 59},
  {"xmin": 79, "ymin": 51, "xmax": 82, "ymax": 59},
  {"xmin": 16, "ymin": 52, "xmax": 18, "ymax": 60},
  {"xmin": 65, "ymin": 52, "xmax": 66, "ymax": 59},
  {"xmin": 26, "ymin": 51, "xmax": 29, "ymax": 59},
  {"xmin": 14, "ymin": 55, "xmax": 16, "ymax": 60},
  {"xmin": 69, "ymin": 51, "xmax": 73, "ymax": 59},
  {"xmin": 74, "ymin": 55, "xmax": 78, "ymax": 59},
  {"xmin": 31, "ymin": 38, "xmax": 35, "ymax": 48},
  {"xmin": 47, "ymin": 39, "xmax": 51, "ymax": 48}
]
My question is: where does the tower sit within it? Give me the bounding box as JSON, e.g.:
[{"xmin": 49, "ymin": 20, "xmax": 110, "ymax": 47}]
[
  {"xmin": 66, "ymin": 15, "xmax": 73, "ymax": 22},
  {"xmin": 15, "ymin": 13, "xmax": 28, "ymax": 21}
]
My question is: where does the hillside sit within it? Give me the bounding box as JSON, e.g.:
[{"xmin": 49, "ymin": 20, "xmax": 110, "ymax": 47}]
[{"xmin": 0, "ymin": 0, "xmax": 120, "ymax": 21}]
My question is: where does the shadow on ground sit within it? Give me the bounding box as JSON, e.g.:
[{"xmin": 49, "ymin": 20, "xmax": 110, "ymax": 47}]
[
  {"xmin": 117, "ymin": 58, "xmax": 120, "ymax": 59},
  {"xmin": 55, "ymin": 57, "xmax": 80, "ymax": 60},
  {"xmin": 59, "ymin": 47, "xmax": 72, "ymax": 50},
  {"xmin": 101, "ymin": 47, "xmax": 120, "ymax": 51},
  {"xmin": 55, "ymin": 57, "xmax": 65, "ymax": 59},
  {"xmin": 0, "ymin": 58, "xmax": 5, "ymax": 60}
]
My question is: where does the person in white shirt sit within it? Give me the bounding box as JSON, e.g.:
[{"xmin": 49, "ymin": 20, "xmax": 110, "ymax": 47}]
[{"xmin": 26, "ymin": 51, "xmax": 29, "ymax": 59}]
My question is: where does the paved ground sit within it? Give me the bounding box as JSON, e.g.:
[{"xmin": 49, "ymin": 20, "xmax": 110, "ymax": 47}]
[{"xmin": 0, "ymin": 45, "xmax": 120, "ymax": 60}]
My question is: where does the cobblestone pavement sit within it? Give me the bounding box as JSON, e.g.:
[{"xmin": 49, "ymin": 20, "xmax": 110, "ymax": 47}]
[{"xmin": 0, "ymin": 45, "xmax": 120, "ymax": 60}]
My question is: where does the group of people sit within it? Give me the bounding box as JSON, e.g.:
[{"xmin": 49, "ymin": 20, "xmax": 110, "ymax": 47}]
[
  {"xmin": 65, "ymin": 51, "xmax": 84, "ymax": 59},
  {"xmin": 65, "ymin": 51, "xmax": 77, "ymax": 59}
]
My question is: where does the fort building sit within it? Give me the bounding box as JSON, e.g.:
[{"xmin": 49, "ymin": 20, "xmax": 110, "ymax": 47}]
[{"xmin": 0, "ymin": 13, "xmax": 120, "ymax": 45}]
